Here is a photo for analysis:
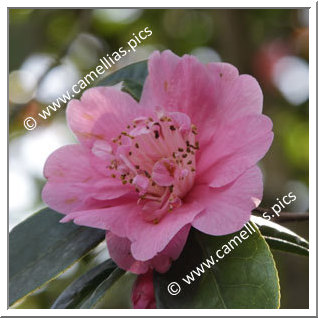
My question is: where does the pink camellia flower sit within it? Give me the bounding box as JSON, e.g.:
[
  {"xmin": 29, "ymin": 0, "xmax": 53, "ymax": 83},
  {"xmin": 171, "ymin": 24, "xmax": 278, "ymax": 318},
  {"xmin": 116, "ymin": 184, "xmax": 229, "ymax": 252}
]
[
  {"xmin": 131, "ymin": 270, "xmax": 156, "ymax": 309},
  {"xmin": 43, "ymin": 50, "xmax": 273, "ymax": 282}
]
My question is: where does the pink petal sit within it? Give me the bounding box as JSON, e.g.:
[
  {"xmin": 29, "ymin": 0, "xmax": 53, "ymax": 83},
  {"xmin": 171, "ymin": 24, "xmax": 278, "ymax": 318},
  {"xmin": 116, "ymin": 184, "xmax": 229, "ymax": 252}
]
[
  {"xmin": 206, "ymin": 63, "xmax": 263, "ymax": 119},
  {"xmin": 131, "ymin": 271, "xmax": 156, "ymax": 309},
  {"xmin": 141, "ymin": 52, "xmax": 213, "ymax": 146},
  {"xmin": 42, "ymin": 182, "xmax": 103, "ymax": 214},
  {"xmin": 151, "ymin": 224, "xmax": 190, "ymax": 272},
  {"xmin": 43, "ymin": 144, "xmax": 96, "ymax": 183},
  {"xmin": 66, "ymin": 87, "xmax": 153, "ymax": 148},
  {"xmin": 106, "ymin": 232, "xmax": 150, "ymax": 274},
  {"xmin": 189, "ymin": 166, "xmax": 263, "ymax": 235},
  {"xmin": 42, "ymin": 144, "xmax": 131, "ymax": 213},
  {"xmin": 132, "ymin": 175, "xmax": 149, "ymax": 195},
  {"xmin": 129, "ymin": 202, "xmax": 201, "ymax": 261},
  {"xmin": 196, "ymin": 114, "xmax": 273, "ymax": 187},
  {"xmin": 152, "ymin": 159, "xmax": 175, "ymax": 186},
  {"xmin": 140, "ymin": 51, "xmax": 263, "ymax": 150},
  {"xmin": 61, "ymin": 201, "xmax": 203, "ymax": 261},
  {"xmin": 140, "ymin": 50, "xmax": 180, "ymax": 107},
  {"xmin": 206, "ymin": 62, "xmax": 239, "ymax": 80},
  {"xmin": 106, "ymin": 224, "xmax": 190, "ymax": 274}
]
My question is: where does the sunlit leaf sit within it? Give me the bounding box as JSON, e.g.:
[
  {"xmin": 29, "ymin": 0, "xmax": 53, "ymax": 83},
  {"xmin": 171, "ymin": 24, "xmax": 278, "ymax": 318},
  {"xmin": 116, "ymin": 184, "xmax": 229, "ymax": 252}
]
[{"xmin": 252, "ymin": 216, "xmax": 309, "ymax": 256}]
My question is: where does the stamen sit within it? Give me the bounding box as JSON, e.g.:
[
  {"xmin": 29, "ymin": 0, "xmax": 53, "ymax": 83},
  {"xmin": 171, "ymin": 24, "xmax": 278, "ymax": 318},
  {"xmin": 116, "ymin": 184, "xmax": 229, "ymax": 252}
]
[{"xmin": 103, "ymin": 110, "xmax": 198, "ymax": 224}]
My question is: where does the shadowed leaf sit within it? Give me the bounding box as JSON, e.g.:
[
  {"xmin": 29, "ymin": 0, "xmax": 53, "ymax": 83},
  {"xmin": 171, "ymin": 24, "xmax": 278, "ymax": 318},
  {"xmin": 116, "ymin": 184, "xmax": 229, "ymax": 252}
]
[
  {"xmin": 154, "ymin": 225, "xmax": 280, "ymax": 309},
  {"xmin": 52, "ymin": 259, "xmax": 117, "ymax": 309},
  {"xmin": 9, "ymin": 208, "xmax": 105, "ymax": 306},
  {"xmin": 80, "ymin": 268, "xmax": 136, "ymax": 308},
  {"xmin": 96, "ymin": 60, "xmax": 148, "ymax": 101}
]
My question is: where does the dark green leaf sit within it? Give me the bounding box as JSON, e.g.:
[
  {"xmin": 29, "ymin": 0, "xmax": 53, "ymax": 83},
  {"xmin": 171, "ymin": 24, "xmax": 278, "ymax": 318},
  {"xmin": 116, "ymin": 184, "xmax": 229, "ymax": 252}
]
[
  {"xmin": 96, "ymin": 60, "xmax": 148, "ymax": 101},
  {"xmin": 80, "ymin": 268, "xmax": 136, "ymax": 308},
  {"xmin": 122, "ymin": 79, "xmax": 144, "ymax": 101},
  {"xmin": 9, "ymin": 208, "xmax": 105, "ymax": 306},
  {"xmin": 154, "ymin": 225, "xmax": 280, "ymax": 309},
  {"xmin": 91, "ymin": 271, "xmax": 137, "ymax": 309},
  {"xmin": 251, "ymin": 215, "xmax": 309, "ymax": 256},
  {"xmin": 52, "ymin": 259, "xmax": 117, "ymax": 309}
]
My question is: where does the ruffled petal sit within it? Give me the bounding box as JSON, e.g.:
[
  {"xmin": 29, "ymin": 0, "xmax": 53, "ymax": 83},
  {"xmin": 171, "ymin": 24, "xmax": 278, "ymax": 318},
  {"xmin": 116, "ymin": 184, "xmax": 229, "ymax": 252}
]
[
  {"xmin": 190, "ymin": 166, "xmax": 263, "ymax": 235},
  {"xmin": 67, "ymin": 86, "xmax": 153, "ymax": 148},
  {"xmin": 61, "ymin": 201, "xmax": 202, "ymax": 261},
  {"xmin": 42, "ymin": 144, "xmax": 131, "ymax": 213},
  {"xmin": 106, "ymin": 224, "xmax": 190, "ymax": 274},
  {"xmin": 140, "ymin": 51, "xmax": 264, "ymax": 150},
  {"xmin": 196, "ymin": 114, "xmax": 273, "ymax": 187}
]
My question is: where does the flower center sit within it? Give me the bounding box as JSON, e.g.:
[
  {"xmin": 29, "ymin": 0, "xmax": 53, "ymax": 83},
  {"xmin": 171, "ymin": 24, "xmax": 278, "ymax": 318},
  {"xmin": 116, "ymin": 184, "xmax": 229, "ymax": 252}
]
[{"xmin": 93, "ymin": 110, "xmax": 199, "ymax": 224}]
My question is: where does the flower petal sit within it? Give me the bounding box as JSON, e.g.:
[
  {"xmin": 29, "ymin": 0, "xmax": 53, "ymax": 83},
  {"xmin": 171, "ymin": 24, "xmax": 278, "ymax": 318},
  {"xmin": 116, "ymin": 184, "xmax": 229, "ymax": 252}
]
[
  {"xmin": 61, "ymin": 201, "xmax": 203, "ymax": 261},
  {"xmin": 206, "ymin": 63, "xmax": 263, "ymax": 118},
  {"xmin": 140, "ymin": 51, "xmax": 263, "ymax": 150},
  {"xmin": 106, "ymin": 232, "xmax": 150, "ymax": 274},
  {"xmin": 131, "ymin": 271, "xmax": 156, "ymax": 309},
  {"xmin": 42, "ymin": 144, "xmax": 131, "ymax": 213},
  {"xmin": 67, "ymin": 86, "xmax": 153, "ymax": 148},
  {"xmin": 196, "ymin": 114, "xmax": 273, "ymax": 187},
  {"xmin": 106, "ymin": 224, "xmax": 190, "ymax": 274},
  {"xmin": 190, "ymin": 166, "xmax": 263, "ymax": 235},
  {"xmin": 141, "ymin": 52, "xmax": 213, "ymax": 146}
]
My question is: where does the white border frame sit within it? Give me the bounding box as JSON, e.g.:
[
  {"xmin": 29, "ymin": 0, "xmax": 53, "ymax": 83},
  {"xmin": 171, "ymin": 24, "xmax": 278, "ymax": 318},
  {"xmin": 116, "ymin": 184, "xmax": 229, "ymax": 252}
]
[{"xmin": 3, "ymin": 1, "xmax": 316, "ymax": 316}]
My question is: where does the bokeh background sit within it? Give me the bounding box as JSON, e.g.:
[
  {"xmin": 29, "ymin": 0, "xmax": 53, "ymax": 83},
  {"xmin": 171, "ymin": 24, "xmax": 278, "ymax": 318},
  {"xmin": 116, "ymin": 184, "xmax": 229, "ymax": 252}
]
[{"xmin": 9, "ymin": 9, "xmax": 309, "ymax": 309}]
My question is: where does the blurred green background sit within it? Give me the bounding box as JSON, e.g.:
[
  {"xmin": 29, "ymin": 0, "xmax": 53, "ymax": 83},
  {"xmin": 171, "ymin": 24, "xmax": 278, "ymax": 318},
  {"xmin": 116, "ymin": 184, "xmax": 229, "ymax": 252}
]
[{"xmin": 9, "ymin": 9, "xmax": 309, "ymax": 309}]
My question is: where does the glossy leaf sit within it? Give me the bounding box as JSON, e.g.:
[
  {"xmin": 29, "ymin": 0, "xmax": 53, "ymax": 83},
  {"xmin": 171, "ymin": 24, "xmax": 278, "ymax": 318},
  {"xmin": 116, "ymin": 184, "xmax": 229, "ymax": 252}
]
[
  {"xmin": 80, "ymin": 268, "xmax": 136, "ymax": 308},
  {"xmin": 92, "ymin": 272, "xmax": 137, "ymax": 309},
  {"xmin": 97, "ymin": 60, "xmax": 148, "ymax": 101},
  {"xmin": 9, "ymin": 208, "xmax": 105, "ymax": 306},
  {"xmin": 251, "ymin": 215, "xmax": 309, "ymax": 256},
  {"xmin": 52, "ymin": 259, "xmax": 117, "ymax": 309},
  {"xmin": 154, "ymin": 225, "xmax": 280, "ymax": 309}
]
